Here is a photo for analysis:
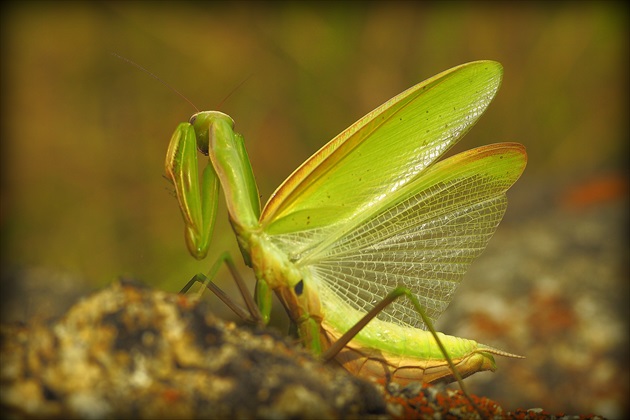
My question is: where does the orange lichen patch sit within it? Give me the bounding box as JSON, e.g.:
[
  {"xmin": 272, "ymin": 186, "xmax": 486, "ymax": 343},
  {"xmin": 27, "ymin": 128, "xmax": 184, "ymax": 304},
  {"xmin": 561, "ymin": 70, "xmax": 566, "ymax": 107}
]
[
  {"xmin": 560, "ymin": 173, "xmax": 628, "ymax": 209},
  {"xmin": 161, "ymin": 388, "xmax": 182, "ymax": 403},
  {"xmin": 176, "ymin": 293, "xmax": 194, "ymax": 309},
  {"xmin": 377, "ymin": 379, "xmax": 505, "ymax": 419},
  {"xmin": 378, "ymin": 378, "xmax": 608, "ymax": 419}
]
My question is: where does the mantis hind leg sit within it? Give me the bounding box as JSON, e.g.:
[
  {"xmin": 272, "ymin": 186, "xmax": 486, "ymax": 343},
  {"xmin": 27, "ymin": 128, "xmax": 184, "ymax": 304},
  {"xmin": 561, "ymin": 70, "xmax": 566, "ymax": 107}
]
[
  {"xmin": 321, "ymin": 286, "xmax": 486, "ymax": 418},
  {"xmin": 180, "ymin": 251, "xmax": 263, "ymax": 326}
]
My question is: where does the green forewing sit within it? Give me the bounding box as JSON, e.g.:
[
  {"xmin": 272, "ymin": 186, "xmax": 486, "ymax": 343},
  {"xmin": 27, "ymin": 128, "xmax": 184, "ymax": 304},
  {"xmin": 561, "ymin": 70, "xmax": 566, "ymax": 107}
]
[
  {"xmin": 261, "ymin": 61, "xmax": 503, "ymax": 235},
  {"xmin": 258, "ymin": 60, "xmax": 525, "ymax": 330}
]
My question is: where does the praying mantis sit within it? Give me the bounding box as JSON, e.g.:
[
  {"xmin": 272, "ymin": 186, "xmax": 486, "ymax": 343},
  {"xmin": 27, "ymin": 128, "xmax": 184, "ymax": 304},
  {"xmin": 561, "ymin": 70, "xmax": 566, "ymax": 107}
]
[{"xmin": 166, "ymin": 61, "xmax": 526, "ymax": 394}]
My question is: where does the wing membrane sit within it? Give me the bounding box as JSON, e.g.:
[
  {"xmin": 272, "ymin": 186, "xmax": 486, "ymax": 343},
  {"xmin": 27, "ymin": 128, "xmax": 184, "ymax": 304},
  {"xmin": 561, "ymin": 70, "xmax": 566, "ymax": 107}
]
[
  {"xmin": 261, "ymin": 61, "xmax": 503, "ymax": 236},
  {"xmin": 270, "ymin": 144, "xmax": 526, "ymax": 329}
]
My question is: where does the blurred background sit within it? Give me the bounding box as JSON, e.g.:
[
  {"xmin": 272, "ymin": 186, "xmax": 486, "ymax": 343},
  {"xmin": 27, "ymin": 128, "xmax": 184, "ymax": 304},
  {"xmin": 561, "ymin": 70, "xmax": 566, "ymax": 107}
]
[{"xmin": 1, "ymin": 2, "xmax": 627, "ymax": 417}]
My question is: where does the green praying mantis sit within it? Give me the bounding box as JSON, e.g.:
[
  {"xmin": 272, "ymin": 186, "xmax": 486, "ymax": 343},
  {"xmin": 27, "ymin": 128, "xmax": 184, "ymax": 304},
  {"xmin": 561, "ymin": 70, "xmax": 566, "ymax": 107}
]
[{"xmin": 165, "ymin": 61, "xmax": 526, "ymax": 394}]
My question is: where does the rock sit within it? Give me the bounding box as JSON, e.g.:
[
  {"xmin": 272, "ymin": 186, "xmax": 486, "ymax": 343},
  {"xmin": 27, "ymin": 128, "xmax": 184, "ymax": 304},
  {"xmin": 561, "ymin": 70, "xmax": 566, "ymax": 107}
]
[{"xmin": 0, "ymin": 280, "xmax": 387, "ymax": 419}]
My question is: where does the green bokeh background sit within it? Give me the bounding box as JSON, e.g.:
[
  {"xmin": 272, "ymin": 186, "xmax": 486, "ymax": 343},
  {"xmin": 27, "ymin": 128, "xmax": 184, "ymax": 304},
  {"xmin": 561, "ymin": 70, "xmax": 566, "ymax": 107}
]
[{"xmin": 2, "ymin": 1, "xmax": 627, "ymax": 416}]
